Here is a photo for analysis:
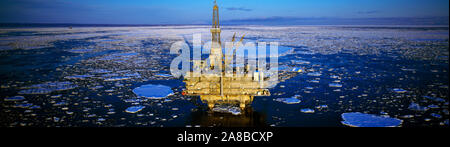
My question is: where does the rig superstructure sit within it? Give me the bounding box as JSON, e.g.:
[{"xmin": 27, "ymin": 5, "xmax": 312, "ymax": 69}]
[{"xmin": 182, "ymin": 0, "xmax": 271, "ymax": 110}]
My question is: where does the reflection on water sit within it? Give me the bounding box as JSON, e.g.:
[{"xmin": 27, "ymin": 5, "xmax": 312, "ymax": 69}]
[{"xmin": 190, "ymin": 106, "xmax": 268, "ymax": 127}]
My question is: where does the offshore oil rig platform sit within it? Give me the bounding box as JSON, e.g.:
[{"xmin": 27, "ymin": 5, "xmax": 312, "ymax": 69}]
[{"xmin": 182, "ymin": 0, "xmax": 271, "ymax": 110}]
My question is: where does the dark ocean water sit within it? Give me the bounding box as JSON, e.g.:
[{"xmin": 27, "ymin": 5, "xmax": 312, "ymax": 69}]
[{"xmin": 0, "ymin": 25, "xmax": 448, "ymax": 127}]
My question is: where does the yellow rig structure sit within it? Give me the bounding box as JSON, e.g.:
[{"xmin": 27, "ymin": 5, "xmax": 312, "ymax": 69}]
[{"xmin": 182, "ymin": 0, "xmax": 271, "ymax": 110}]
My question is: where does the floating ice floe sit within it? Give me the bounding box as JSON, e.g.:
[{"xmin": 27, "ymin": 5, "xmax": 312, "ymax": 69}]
[
  {"xmin": 116, "ymin": 52, "xmax": 138, "ymax": 57},
  {"xmin": 30, "ymin": 105, "xmax": 41, "ymax": 109},
  {"xmin": 53, "ymin": 117, "xmax": 60, "ymax": 123},
  {"xmin": 115, "ymin": 83, "xmax": 124, "ymax": 87},
  {"xmin": 105, "ymin": 89, "xmax": 114, "ymax": 93},
  {"xmin": 53, "ymin": 101, "xmax": 67, "ymax": 107},
  {"xmin": 18, "ymin": 81, "xmax": 78, "ymax": 94},
  {"xmin": 423, "ymin": 96, "xmax": 446, "ymax": 102},
  {"xmin": 155, "ymin": 73, "xmax": 172, "ymax": 78},
  {"xmin": 275, "ymin": 98, "xmax": 301, "ymax": 104},
  {"xmin": 212, "ymin": 105, "xmax": 242, "ymax": 115},
  {"xmin": 91, "ymin": 69, "xmax": 111, "ymax": 74},
  {"xmin": 291, "ymin": 60, "xmax": 310, "ymax": 65},
  {"xmin": 104, "ymin": 76, "xmax": 131, "ymax": 82},
  {"xmin": 427, "ymin": 104, "xmax": 440, "ymax": 109},
  {"xmin": 295, "ymin": 51, "xmax": 316, "ymax": 55},
  {"xmin": 101, "ymin": 73, "xmax": 119, "ymax": 77},
  {"xmin": 341, "ymin": 112, "xmax": 403, "ymax": 127},
  {"xmin": 14, "ymin": 103, "xmax": 33, "ymax": 108},
  {"xmin": 90, "ymin": 85, "xmax": 104, "ymax": 90},
  {"xmin": 50, "ymin": 94, "xmax": 62, "ymax": 98},
  {"xmin": 307, "ymin": 72, "xmax": 322, "ymax": 77},
  {"xmin": 300, "ymin": 108, "xmax": 315, "ymax": 113},
  {"xmin": 67, "ymin": 49, "xmax": 92, "ymax": 53},
  {"xmin": 125, "ymin": 105, "xmax": 145, "ymax": 113},
  {"xmin": 399, "ymin": 115, "xmax": 414, "ymax": 119},
  {"xmin": 123, "ymin": 73, "xmax": 141, "ymax": 78},
  {"xmin": 408, "ymin": 102, "xmax": 429, "ymax": 111},
  {"xmin": 430, "ymin": 113, "xmax": 442, "ymax": 119},
  {"xmin": 392, "ymin": 88, "xmax": 407, "ymax": 93},
  {"xmin": 315, "ymin": 105, "xmax": 328, "ymax": 109},
  {"xmin": 64, "ymin": 75, "xmax": 93, "ymax": 80},
  {"xmin": 123, "ymin": 98, "xmax": 145, "ymax": 103},
  {"xmin": 308, "ymin": 80, "xmax": 320, "ymax": 83},
  {"xmin": 401, "ymin": 68, "xmax": 416, "ymax": 72},
  {"xmin": 4, "ymin": 96, "xmax": 25, "ymax": 101},
  {"xmin": 132, "ymin": 84, "xmax": 173, "ymax": 99},
  {"xmin": 163, "ymin": 98, "xmax": 173, "ymax": 103},
  {"xmin": 330, "ymin": 75, "xmax": 340, "ymax": 79},
  {"xmin": 329, "ymin": 83, "xmax": 343, "ymax": 88}
]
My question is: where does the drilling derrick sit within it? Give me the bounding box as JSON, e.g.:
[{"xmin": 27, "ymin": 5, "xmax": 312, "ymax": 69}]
[
  {"xmin": 209, "ymin": 0, "xmax": 222, "ymax": 69},
  {"xmin": 182, "ymin": 0, "xmax": 271, "ymax": 111}
]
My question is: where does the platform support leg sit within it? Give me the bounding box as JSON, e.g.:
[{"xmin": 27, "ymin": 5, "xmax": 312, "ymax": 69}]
[
  {"xmin": 208, "ymin": 102, "xmax": 215, "ymax": 110},
  {"xmin": 240, "ymin": 102, "xmax": 246, "ymax": 110}
]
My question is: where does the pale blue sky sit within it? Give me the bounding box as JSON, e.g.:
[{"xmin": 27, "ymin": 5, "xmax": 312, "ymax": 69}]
[{"xmin": 0, "ymin": 0, "xmax": 448, "ymax": 25}]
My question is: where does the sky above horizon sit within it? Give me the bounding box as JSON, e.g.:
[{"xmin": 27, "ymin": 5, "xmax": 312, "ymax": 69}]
[{"xmin": 0, "ymin": 0, "xmax": 448, "ymax": 25}]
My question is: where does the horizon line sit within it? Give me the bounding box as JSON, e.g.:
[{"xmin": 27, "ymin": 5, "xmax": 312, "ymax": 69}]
[{"xmin": 1, "ymin": 16, "xmax": 448, "ymax": 27}]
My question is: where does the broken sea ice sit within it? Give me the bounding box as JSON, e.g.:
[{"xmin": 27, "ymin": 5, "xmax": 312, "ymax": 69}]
[
  {"xmin": 300, "ymin": 108, "xmax": 315, "ymax": 113},
  {"xmin": 4, "ymin": 96, "xmax": 25, "ymax": 101},
  {"xmin": 408, "ymin": 102, "xmax": 429, "ymax": 111},
  {"xmin": 155, "ymin": 73, "xmax": 172, "ymax": 78},
  {"xmin": 212, "ymin": 105, "xmax": 242, "ymax": 115},
  {"xmin": 132, "ymin": 84, "xmax": 173, "ymax": 99},
  {"xmin": 18, "ymin": 81, "xmax": 78, "ymax": 94},
  {"xmin": 423, "ymin": 96, "xmax": 446, "ymax": 103},
  {"xmin": 341, "ymin": 112, "xmax": 403, "ymax": 127},
  {"xmin": 392, "ymin": 88, "xmax": 408, "ymax": 93},
  {"xmin": 275, "ymin": 98, "xmax": 301, "ymax": 104},
  {"xmin": 307, "ymin": 72, "xmax": 322, "ymax": 77},
  {"xmin": 125, "ymin": 105, "xmax": 145, "ymax": 113},
  {"xmin": 67, "ymin": 49, "xmax": 93, "ymax": 53},
  {"xmin": 329, "ymin": 83, "xmax": 343, "ymax": 88}
]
